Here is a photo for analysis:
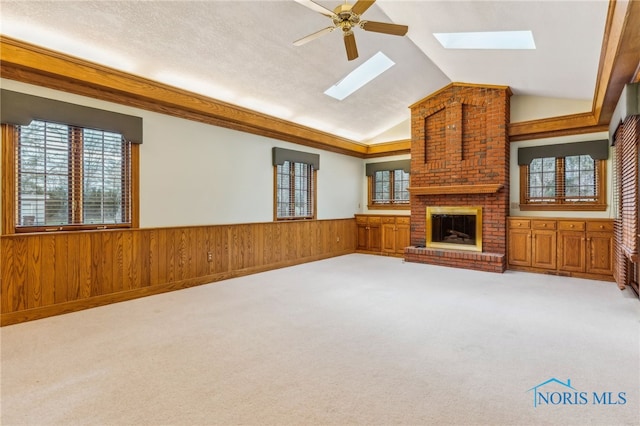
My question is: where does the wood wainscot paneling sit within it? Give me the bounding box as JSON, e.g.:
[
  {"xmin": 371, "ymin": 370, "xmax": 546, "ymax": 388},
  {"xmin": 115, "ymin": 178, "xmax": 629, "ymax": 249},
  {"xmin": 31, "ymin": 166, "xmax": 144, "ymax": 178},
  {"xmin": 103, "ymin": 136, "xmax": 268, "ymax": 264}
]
[{"xmin": 1, "ymin": 218, "xmax": 357, "ymax": 325}]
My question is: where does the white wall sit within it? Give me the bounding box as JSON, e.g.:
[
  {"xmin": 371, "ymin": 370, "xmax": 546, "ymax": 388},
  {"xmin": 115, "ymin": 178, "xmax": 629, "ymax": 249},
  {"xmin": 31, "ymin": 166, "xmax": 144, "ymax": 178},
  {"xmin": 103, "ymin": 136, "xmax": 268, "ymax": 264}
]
[
  {"xmin": 509, "ymin": 131, "xmax": 614, "ymax": 219},
  {"xmin": 361, "ymin": 154, "xmax": 411, "ymax": 216},
  {"xmin": 0, "ymin": 79, "xmax": 363, "ymax": 230},
  {"xmin": 511, "ymin": 95, "xmax": 592, "ymax": 122}
]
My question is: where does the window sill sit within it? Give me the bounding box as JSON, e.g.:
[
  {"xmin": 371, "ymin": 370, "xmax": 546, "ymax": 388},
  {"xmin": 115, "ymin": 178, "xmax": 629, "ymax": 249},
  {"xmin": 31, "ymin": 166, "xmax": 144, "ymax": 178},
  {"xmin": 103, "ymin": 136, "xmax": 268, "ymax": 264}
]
[
  {"xmin": 367, "ymin": 204, "xmax": 410, "ymax": 210},
  {"xmin": 14, "ymin": 224, "xmax": 132, "ymax": 234}
]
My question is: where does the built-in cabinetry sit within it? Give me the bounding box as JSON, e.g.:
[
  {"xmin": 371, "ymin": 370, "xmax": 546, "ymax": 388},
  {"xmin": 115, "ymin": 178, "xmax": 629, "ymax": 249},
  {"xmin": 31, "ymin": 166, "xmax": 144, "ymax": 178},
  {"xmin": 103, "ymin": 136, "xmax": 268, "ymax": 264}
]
[
  {"xmin": 356, "ymin": 215, "xmax": 410, "ymax": 256},
  {"xmin": 508, "ymin": 217, "xmax": 614, "ymax": 281}
]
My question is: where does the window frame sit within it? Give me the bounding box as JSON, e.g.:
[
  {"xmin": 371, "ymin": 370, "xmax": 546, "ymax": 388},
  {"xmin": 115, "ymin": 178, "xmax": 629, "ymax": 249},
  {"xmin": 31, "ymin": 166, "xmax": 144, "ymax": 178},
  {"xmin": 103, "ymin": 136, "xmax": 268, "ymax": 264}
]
[
  {"xmin": 273, "ymin": 160, "xmax": 317, "ymax": 221},
  {"xmin": 367, "ymin": 168, "xmax": 410, "ymax": 210},
  {"xmin": 2, "ymin": 123, "xmax": 139, "ymax": 234},
  {"xmin": 519, "ymin": 155, "xmax": 606, "ymax": 211}
]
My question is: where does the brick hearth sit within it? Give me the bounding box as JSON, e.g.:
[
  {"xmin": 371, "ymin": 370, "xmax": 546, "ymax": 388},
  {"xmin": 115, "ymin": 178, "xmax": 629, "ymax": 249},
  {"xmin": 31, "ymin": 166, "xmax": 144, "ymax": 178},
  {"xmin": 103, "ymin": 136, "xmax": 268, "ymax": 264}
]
[{"xmin": 405, "ymin": 83, "xmax": 511, "ymax": 273}]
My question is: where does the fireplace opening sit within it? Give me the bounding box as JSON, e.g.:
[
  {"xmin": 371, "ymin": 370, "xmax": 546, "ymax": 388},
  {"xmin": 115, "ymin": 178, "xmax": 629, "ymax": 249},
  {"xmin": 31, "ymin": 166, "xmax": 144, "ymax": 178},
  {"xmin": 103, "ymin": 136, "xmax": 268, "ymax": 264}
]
[{"xmin": 426, "ymin": 206, "xmax": 482, "ymax": 252}]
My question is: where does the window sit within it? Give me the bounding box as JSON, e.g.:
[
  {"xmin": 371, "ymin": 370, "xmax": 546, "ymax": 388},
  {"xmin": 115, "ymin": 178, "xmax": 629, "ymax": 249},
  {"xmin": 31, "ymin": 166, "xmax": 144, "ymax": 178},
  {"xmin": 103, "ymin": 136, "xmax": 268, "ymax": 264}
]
[
  {"xmin": 6, "ymin": 119, "xmax": 134, "ymax": 231},
  {"xmin": 520, "ymin": 154, "xmax": 606, "ymax": 211},
  {"xmin": 275, "ymin": 161, "xmax": 316, "ymax": 220},
  {"xmin": 371, "ymin": 169, "xmax": 410, "ymax": 206},
  {"xmin": 272, "ymin": 147, "xmax": 319, "ymax": 221},
  {"xmin": 366, "ymin": 160, "xmax": 410, "ymax": 209}
]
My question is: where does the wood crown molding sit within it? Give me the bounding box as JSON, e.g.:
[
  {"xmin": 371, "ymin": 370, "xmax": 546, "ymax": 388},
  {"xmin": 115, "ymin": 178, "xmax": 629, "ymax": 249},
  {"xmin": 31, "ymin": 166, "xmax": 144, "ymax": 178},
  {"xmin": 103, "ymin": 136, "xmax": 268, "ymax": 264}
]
[
  {"xmin": 365, "ymin": 139, "xmax": 411, "ymax": 157},
  {"xmin": 409, "ymin": 82, "xmax": 512, "ymax": 109}
]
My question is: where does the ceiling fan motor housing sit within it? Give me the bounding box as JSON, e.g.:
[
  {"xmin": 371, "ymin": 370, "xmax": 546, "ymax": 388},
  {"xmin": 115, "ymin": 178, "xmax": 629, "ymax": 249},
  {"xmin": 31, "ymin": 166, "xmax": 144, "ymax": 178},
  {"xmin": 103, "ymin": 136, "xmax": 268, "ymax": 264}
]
[{"xmin": 333, "ymin": 4, "xmax": 360, "ymax": 32}]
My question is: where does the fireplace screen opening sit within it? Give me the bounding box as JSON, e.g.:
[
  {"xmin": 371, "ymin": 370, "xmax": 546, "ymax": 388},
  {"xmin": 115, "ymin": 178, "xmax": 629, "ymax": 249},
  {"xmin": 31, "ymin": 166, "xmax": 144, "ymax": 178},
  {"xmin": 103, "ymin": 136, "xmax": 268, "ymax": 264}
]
[{"xmin": 426, "ymin": 207, "xmax": 482, "ymax": 252}]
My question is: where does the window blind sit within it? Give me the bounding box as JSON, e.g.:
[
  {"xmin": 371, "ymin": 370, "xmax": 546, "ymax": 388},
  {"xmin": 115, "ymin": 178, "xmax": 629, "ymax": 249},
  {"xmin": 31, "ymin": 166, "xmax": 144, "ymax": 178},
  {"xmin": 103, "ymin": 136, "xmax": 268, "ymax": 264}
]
[{"xmin": 15, "ymin": 120, "xmax": 131, "ymax": 229}]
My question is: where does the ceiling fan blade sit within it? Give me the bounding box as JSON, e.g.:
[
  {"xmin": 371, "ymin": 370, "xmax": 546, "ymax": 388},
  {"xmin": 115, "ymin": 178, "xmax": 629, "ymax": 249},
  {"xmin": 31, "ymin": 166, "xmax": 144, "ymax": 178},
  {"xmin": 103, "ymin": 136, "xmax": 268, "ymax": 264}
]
[
  {"xmin": 351, "ymin": 0, "xmax": 376, "ymax": 16},
  {"xmin": 293, "ymin": 26, "xmax": 336, "ymax": 46},
  {"xmin": 361, "ymin": 21, "xmax": 408, "ymax": 36},
  {"xmin": 294, "ymin": 0, "xmax": 335, "ymax": 17},
  {"xmin": 344, "ymin": 31, "xmax": 359, "ymax": 61}
]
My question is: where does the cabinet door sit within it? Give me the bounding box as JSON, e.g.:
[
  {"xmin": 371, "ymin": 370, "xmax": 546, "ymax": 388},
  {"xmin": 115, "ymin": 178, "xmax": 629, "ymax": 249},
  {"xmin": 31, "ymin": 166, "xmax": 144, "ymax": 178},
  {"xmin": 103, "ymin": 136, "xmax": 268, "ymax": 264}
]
[
  {"xmin": 381, "ymin": 223, "xmax": 396, "ymax": 253},
  {"xmin": 532, "ymin": 230, "xmax": 557, "ymax": 270},
  {"xmin": 356, "ymin": 224, "xmax": 369, "ymax": 250},
  {"xmin": 369, "ymin": 223, "xmax": 382, "ymax": 252},
  {"xmin": 395, "ymin": 223, "xmax": 411, "ymax": 255},
  {"xmin": 558, "ymin": 231, "xmax": 585, "ymax": 272},
  {"xmin": 508, "ymin": 229, "xmax": 532, "ymax": 267},
  {"xmin": 586, "ymin": 232, "xmax": 613, "ymax": 275}
]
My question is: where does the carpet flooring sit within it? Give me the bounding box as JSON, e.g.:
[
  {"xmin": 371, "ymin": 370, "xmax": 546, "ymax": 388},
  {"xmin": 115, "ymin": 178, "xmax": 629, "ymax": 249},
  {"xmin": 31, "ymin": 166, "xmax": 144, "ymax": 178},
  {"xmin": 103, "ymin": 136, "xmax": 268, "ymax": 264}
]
[{"xmin": 1, "ymin": 254, "xmax": 638, "ymax": 425}]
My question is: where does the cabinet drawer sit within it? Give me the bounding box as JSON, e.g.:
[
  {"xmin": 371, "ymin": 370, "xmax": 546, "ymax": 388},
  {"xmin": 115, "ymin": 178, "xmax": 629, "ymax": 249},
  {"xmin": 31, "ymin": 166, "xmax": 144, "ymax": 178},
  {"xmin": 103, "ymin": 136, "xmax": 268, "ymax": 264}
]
[
  {"xmin": 587, "ymin": 221, "xmax": 614, "ymax": 232},
  {"xmin": 531, "ymin": 219, "xmax": 557, "ymax": 229},
  {"xmin": 532, "ymin": 220, "xmax": 556, "ymax": 230},
  {"xmin": 382, "ymin": 217, "xmax": 396, "ymax": 224},
  {"xmin": 368, "ymin": 216, "xmax": 381, "ymax": 225},
  {"xmin": 355, "ymin": 216, "xmax": 368, "ymax": 224},
  {"xmin": 558, "ymin": 221, "xmax": 585, "ymax": 231},
  {"xmin": 509, "ymin": 219, "xmax": 530, "ymax": 229},
  {"xmin": 396, "ymin": 217, "xmax": 410, "ymax": 225}
]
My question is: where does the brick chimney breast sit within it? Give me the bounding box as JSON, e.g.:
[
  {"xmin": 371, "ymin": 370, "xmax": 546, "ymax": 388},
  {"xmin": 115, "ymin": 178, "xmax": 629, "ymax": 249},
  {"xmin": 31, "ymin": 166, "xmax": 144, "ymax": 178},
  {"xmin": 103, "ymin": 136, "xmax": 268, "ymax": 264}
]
[{"xmin": 405, "ymin": 83, "xmax": 512, "ymax": 273}]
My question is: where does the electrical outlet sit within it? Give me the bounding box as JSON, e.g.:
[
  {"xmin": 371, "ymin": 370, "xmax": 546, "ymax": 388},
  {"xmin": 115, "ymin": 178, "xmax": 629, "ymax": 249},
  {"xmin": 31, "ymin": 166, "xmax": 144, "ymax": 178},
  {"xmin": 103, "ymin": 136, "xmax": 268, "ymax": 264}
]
[{"xmin": 207, "ymin": 251, "xmax": 213, "ymax": 262}]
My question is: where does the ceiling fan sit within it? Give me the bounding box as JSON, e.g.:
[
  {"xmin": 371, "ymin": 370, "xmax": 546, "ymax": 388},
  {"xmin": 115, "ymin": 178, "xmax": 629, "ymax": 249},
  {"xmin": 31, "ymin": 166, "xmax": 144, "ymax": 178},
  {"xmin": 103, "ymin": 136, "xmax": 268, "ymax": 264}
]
[{"xmin": 293, "ymin": 0, "xmax": 408, "ymax": 61}]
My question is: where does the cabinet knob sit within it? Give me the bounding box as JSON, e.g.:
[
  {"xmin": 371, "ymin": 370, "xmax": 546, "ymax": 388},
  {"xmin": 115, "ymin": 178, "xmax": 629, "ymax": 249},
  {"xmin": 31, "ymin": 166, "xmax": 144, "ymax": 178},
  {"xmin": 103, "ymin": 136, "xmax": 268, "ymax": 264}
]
[
  {"xmin": 600, "ymin": 225, "xmax": 604, "ymax": 229},
  {"xmin": 570, "ymin": 224, "xmax": 574, "ymax": 228},
  {"xmin": 543, "ymin": 223, "xmax": 547, "ymax": 227}
]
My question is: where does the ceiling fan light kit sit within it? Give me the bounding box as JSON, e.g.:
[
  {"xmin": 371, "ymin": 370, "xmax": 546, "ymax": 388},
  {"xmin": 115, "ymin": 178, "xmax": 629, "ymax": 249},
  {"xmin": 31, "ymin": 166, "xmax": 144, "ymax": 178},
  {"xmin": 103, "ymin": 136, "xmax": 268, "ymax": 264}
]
[{"xmin": 294, "ymin": 0, "xmax": 408, "ymax": 61}]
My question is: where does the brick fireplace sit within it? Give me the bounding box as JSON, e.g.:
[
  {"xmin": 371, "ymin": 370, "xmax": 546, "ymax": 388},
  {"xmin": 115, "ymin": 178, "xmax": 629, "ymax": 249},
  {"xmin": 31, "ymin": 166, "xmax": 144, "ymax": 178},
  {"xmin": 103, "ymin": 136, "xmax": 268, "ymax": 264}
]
[{"xmin": 404, "ymin": 83, "xmax": 511, "ymax": 272}]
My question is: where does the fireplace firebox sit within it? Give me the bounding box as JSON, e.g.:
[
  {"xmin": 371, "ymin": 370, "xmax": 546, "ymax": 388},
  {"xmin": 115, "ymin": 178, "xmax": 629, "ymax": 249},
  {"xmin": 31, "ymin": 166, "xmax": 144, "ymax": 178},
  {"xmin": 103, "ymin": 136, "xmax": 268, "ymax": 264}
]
[{"xmin": 426, "ymin": 206, "xmax": 482, "ymax": 252}]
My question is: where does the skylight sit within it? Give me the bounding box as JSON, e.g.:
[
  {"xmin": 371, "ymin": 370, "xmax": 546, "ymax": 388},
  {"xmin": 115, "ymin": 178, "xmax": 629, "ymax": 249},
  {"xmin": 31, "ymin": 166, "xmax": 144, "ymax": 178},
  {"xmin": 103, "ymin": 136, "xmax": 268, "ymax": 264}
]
[
  {"xmin": 324, "ymin": 52, "xmax": 395, "ymax": 101},
  {"xmin": 434, "ymin": 31, "xmax": 536, "ymax": 50}
]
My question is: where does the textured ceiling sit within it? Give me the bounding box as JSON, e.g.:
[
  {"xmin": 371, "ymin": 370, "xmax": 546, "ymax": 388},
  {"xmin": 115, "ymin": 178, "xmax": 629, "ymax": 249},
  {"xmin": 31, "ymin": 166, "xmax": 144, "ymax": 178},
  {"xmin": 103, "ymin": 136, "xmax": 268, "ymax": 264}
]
[{"xmin": 0, "ymin": 1, "xmax": 609, "ymax": 143}]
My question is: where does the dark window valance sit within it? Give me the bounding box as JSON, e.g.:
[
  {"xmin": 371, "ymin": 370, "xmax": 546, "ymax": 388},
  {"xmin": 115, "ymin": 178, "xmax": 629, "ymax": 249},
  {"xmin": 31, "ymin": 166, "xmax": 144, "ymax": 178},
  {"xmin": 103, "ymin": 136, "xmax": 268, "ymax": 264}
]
[
  {"xmin": 517, "ymin": 140, "xmax": 609, "ymax": 166},
  {"xmin": 609, "ymin": 82, "xmax": 639, "ymax": 143},
  {"xmin": 365, "ymin": 160, "xmax": 411, "ymax": 176},
  {"xmin": 272, "ymin": 147, "xmax": 320, "ymax": 170},
  {"xmin": 1, "ymin": 89, "xmax": 143, "ymax": 143}
]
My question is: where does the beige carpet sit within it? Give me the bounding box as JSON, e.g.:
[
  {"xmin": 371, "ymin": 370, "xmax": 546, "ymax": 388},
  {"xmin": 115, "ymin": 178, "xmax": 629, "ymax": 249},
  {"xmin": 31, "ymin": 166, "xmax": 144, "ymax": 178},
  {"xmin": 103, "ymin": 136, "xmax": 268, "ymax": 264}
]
[{"xmin": 1, "ymin": 254, "xmax": 638, "ymax": 425}]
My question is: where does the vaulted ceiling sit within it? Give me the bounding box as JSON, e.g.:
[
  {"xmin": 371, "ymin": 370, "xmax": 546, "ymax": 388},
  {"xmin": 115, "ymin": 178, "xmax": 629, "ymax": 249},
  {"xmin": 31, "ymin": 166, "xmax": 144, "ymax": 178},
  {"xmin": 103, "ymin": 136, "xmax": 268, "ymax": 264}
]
[{"xmin": 0, "ymin": 1, "xmax": 637, "ymax": 149}]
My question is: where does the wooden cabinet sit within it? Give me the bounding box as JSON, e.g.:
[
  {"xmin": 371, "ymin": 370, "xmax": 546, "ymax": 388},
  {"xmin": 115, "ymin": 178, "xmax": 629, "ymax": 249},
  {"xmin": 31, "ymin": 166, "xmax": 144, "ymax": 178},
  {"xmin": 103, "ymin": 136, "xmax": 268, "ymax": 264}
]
[
  {"xmin": 507, "ymin": 219, "xmax": 556, "ymax": 270},
  {"xmin": 381, "ymin": 216, "xmax": 410, "ymax": 255},
  {"xmin": 508, "ymin": 217, "xmax": 614, "ymax": 281},
  {"xmin": 356, "ymin": 215, "xmax": 381, "ymax": 252},
  {"xmin": 355, "ymin": 215, "xmax": 409, "ymax": 256},
  {"xmin": 532, "ymin": 229, "xmax": 557, "ymax": 270},
  {"xmin": 586, "ymin": 221, "xmax": 614, "ymax": 275}
]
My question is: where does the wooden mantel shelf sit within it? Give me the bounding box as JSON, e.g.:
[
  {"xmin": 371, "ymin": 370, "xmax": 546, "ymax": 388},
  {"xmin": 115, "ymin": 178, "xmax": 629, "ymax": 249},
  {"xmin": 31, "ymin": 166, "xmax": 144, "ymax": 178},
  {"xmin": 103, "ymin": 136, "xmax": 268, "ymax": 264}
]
[{"xmin": 408, "ymin": 184, "xmax": 504, "ymax": 195}]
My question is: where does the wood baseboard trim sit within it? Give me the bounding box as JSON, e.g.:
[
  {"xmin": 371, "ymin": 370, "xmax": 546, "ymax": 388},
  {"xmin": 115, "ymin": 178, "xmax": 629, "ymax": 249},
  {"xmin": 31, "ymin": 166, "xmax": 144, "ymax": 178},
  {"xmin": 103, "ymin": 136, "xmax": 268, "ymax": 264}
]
[
  {"xmin": 507, "ymin": 265, "xmax": 615, "ymax": 283},
  {"xmin": 0, "ymin": 249, "xmax": 354, "ymax": 326}
]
